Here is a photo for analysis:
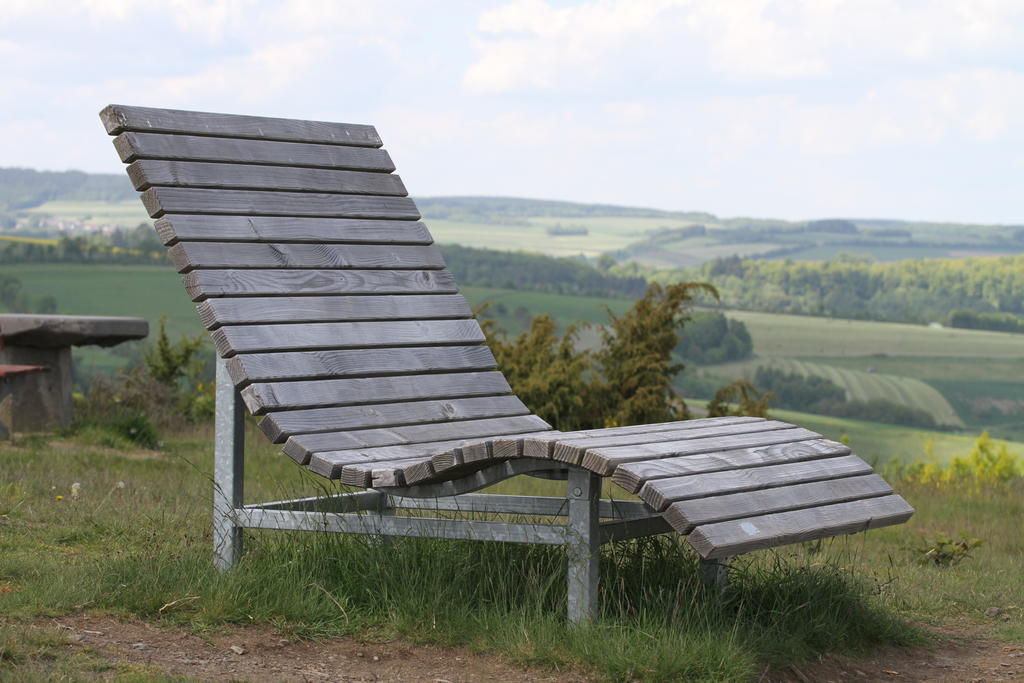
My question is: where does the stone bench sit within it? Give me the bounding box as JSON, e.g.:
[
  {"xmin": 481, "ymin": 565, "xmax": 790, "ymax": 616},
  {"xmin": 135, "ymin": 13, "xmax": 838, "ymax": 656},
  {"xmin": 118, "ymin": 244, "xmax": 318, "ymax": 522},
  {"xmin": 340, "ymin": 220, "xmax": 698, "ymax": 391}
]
[{"xmin": 0, "ymin": 314, "xmax": 148, "ymax": 430}]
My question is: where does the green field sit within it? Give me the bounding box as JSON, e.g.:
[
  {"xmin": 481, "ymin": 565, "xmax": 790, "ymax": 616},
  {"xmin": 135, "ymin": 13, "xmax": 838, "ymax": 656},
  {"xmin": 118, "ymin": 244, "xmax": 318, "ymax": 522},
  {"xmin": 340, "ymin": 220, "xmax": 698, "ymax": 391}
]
[
  {"xmin": 719, "ymin": 309, "xmax": 1024, "ymax": 359},
  {"xmin": 426, "ymin": 215, "xmax": 692, "ymax": 258},
  {"xmin": 24, "ymin": 200, "xmax": 150, "ymax": 228},
  {"xmin": 709, "ymin": 357, "xmax": 965, "ymax": 428},
  {"xmin": 3, "ymin": 262, "xmax": 1021, "ymax": 444}
]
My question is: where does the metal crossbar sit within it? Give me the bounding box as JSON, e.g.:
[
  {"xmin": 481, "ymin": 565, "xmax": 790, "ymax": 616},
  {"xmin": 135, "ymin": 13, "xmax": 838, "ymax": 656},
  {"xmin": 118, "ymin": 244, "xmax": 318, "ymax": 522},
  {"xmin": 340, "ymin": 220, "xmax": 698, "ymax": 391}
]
[{"xmin": 212, "ymin": 358, "xmax": 686, "ymax": 623}]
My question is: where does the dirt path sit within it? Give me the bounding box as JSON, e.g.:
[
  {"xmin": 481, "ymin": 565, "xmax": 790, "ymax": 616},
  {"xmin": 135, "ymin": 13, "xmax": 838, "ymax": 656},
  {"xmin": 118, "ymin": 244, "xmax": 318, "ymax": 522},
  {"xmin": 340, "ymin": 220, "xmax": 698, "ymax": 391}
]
[
  {"xmin": 46, "ymin": 615, "xmax": 584, "ymax": 682},
  {"xmin": 34, "ymin": 616, "xmax": 1024, "ymax": 681},
  {"xmin": 771, "ymin": 627, "xmax": 1022, "ymax": 682}
]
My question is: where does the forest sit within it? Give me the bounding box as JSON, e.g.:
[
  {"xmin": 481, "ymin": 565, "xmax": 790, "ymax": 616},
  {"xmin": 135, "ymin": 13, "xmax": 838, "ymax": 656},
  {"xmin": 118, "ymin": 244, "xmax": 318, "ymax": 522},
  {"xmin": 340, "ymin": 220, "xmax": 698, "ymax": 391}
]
[{"xmin": 652, "ymin": 253, "xmax": 1024, "ymax": 328}]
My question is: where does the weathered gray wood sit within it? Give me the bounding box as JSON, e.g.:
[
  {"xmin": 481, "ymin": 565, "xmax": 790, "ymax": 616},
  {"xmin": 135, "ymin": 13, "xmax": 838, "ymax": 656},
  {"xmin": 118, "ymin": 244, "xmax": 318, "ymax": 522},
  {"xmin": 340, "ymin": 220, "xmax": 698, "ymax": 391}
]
[
  {"xmin": 154, "ymin": 216, "xmax": 432, "ymax": 246},
  {"xmin": 599, "ymin": 516, "xmax": 673, "ymax": 544},
  {"xmin": 524, "ymin": 416, "xmax": 763, "ymax": 459},
  {"xmin": 240, "ymin": 370, "xmax": 509, "ymax": 414},
  {"xmin": 611, "ymin": 438, "xmax": 851, "ymax": 493},
  {"xmin": 260, "ymin": 395, "xmax": 529, "ymax": 443},
  {"xmin": 297, "ymin": 414, "xmax": 552, "ymax": 469},
  {"xmin": 663, "ymin": 474, "xmax": 893, "ymax": 534},
  {"xmin": 552, "ymin": 419, "xmax": 793, "ymax": 465},
  {"xmin": 688, "ymin": 494, "xmax": 915, "ymax": 559},
  {"xmin": 101, "ymin": 104, "xmax": 383, "ymax": 147},
  {"xmin": 197, "ymin": 294, "xmax": 471, "ymax": 329},
  {"xmin": 582, "ymin": 427, "xmax": 821, "ymax": 476},
  {"xmin": 434, "ymin": 430, "xmax": 560, "ymax": 471},
  {"xmin": 639, "ymin": 455, "xmax": 874, "ymax": 511},
  {"xmin": 211, "ymin": 319, "xmax": 485, "ymax": 356},
  {"xmin": 385, "ymin": 459, "xmax": 568, "ymax": 498},
  {"xmin": 114, "ymin": 132, "xmax": 394, "ymax": 170},
  {"xmin": 169, "ymin": 242, "xmax": 444, "ymax": 272},
  {"xmin": 128, "ymin": 160, "xmax": 406, "ymax": 195},
  {"xmin": 184, "ymin": 269, "xmax": 457, "ymax": 301},
  {"xmin": 492, "ymin": 430, "xmax": 564, "ymax": 459},
  {"xmin": 225, "ymin": 345, "xmax": 496, "ymax": 385},
  {"xmin": 142, "ymin": 187, "xmax": 419, "ymax": 220}
]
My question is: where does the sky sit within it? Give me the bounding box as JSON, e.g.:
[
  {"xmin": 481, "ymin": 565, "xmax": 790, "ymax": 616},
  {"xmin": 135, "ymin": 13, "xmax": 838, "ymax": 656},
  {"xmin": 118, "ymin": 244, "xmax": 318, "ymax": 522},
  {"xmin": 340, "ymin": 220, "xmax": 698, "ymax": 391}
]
[{"xmin": 1, "ymin": 0, "xmax": 1022, "ymax": 224}]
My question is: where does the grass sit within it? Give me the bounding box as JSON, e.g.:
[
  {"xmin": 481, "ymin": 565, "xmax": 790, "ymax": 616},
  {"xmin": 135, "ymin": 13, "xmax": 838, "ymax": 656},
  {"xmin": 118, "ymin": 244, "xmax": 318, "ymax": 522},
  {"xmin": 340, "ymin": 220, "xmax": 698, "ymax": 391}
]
[
  {"xmin": 23, "ymin": 200, "xmax": 150, "ymax": 228},
  {"xmin": 765, "ymin": 408, "xmax": 1024, "ymax": 466},
  {"xmin": 0, "ymin": 426, "xmax": 974, "ymax": 681},
  {"xmin": 709, "ymin": 357, "xmax": 965, "ymax": 428},
  {"xmin": 721, "ymin": 309, "xmax": 1024, "ymax": 359}
]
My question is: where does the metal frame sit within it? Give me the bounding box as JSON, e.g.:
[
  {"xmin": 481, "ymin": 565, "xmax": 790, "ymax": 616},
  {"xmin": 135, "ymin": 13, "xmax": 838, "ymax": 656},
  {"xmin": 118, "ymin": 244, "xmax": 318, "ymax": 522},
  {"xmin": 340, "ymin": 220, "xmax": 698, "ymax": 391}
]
[{"xmin": 213, "ymin": 357, "xmax": 725, "ymax": 622}]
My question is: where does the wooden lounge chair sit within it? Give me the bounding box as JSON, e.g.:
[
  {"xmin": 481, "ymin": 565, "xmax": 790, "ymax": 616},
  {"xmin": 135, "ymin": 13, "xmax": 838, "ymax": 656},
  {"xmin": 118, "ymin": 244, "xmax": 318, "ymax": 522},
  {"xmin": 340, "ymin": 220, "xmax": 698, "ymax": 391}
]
[{"xmin": 100, "ymin": 104, "xmax": 914, "ymax": 622}]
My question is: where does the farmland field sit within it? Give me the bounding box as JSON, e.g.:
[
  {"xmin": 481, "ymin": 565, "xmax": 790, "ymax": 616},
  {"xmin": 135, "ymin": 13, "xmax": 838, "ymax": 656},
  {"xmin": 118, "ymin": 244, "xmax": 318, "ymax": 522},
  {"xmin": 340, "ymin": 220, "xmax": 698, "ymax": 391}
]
[
  {"xmin": 3, "ymin": 262, "xmax": 1021, "ymax": 442},
  {"xmin": 706, "ymin": 357, "xmax": 965, "ymax": 428},
  {"xmin": 24, "ymin": 200, "xmax": 150, "ymax": 227}
]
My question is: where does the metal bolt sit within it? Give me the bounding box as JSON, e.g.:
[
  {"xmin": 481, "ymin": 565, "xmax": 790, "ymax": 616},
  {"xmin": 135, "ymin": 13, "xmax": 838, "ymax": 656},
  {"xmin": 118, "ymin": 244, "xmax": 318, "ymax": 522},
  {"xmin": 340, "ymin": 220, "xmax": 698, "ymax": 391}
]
[{"xmin": 572, "ymin": 487, "xmax": 582, "ymax": 497}]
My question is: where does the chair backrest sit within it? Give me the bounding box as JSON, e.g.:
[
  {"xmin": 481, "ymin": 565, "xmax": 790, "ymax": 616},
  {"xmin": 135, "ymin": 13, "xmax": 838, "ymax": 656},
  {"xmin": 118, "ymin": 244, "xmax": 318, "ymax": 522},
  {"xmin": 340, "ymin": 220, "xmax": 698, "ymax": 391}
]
[{"xmin": 102, "ymin": 105, "xmax": 551, "ymax": 469}]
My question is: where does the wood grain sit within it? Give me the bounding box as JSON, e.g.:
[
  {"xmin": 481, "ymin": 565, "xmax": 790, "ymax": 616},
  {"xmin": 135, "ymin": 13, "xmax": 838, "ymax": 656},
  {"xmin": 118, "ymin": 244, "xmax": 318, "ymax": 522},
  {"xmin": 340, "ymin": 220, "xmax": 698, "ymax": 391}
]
[
  {"xmin": 101, "ymin": 104, "xmax": 382, "ymax": 147},
  {"xmin": 196, "ymin": 294, "xmax": 471, "ymax": 329},
  {"xmin": 183, "ymin": 269, "xmax": 457, "ymax": 300},
  {"xmin": 299, "ymin": 414, "xmax": 552, "ymax": 470},
  {"xmin": 128, "ymin": 160, "xmax": 406, "ymax": 195},
  {"xmin": 113, "ymin": 132, "xmax": 394, "ymax": 170},
  {"xmin": 211, "ymin": 319, "xmax": 485, "ymax": 356},
  {"xmin": 551, "ymin": 419, "xmax": 790, "ymax": 465},
  {"xmin": 523, "ymin": 416, "xmax": 762, "ymax": 460},
  {"xmin": 169, "ymin": 242, "xmax": 444, "ymax": 273},
  {"xmin": 663, "ymin": 474, "xmax": 893, "ymax": 534},
  {"xmin": 154, "ymin": 216, "xmax": 432, "ymax": 246},
  {"xmin": 260, "ymin": 395, "xmax": 529, "ymax": 442},
  {"xmin": 611, "ymin": 438, "xmax": 851, "ymax": 493},
  {"xmin": 141, "ymin": 187, "xmax": 419, "ymax": 220},
  {"xmin": 688, "ymin": 495, "xmax": 915, "ymax": 559},
  {"xmin": 582, "ymin": 427, "xmax": 821, "ymax": 476},
  {"xmin": 240, "ymin": 370, "xmax": 510, "ymax": 414},
  {"xmin": 225, "ymin": 345, "xmax": 497, "ymax": 385},
  {"xmin": 639, "ymin": 454, "xmax": 874, "ymax": 511}
]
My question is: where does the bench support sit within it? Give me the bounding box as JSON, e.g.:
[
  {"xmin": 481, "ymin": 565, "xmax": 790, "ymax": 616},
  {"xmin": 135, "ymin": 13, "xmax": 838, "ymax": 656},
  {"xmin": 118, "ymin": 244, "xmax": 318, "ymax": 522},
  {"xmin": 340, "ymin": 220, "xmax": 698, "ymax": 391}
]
[
  {"xmin": 213, "ymin": 357, "xmax": 245, "ymax": 570},
  {"xmin": 211, "ymin": 357, "xmax": 668, "ymax": 623}
]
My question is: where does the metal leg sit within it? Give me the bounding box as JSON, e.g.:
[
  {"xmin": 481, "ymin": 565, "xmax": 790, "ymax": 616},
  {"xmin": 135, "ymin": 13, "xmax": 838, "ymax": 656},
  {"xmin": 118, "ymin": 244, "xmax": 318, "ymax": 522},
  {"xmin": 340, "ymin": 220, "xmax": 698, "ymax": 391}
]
[
  {"xmin": 213, "ymin": 356, "xmax": 245, "ymax": 571},
  {"xmin": 566, "ymin": 467, "xmax": 600, "ymax": 623},
  {"xmin": 699, "ymin": 556, "xmax": 729, "ymax": 592}
]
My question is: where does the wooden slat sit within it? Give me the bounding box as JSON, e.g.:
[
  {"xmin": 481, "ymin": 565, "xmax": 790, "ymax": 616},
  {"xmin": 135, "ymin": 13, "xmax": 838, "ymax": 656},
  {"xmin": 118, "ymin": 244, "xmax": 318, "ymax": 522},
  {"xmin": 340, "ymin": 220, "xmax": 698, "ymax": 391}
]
[
  {"xmin": 523, "ymin": 416, "xmax": 763, "ymax": 459},
  {"xmin": 639, "ymin": 455, "xmax": 874, "ymax": 511},
  {"xmin": 240, "ymin": 371, "xmax": 509, "ymax": 414},
  {"xmin": 154, "ymin": 216, "xmax": 432, "ymax": 246},
  {"xmin": 128, "ymin": 160, "xmax": 406, "ymax": 195},
  {"xmin": 260, "ymin": 395, "xmax": 529, "ymax": 443},
  {"xmin": 582, "ymin": 427, "xmax": 821, "ymax": 476},
  {"xmin": 226, "ymin": 346, "xmax": 497, "ymax": 385},
  {"xmin": 197, "ymin": 294, "xmax": 471, "ymax": 329},
  {"xmin": 492, "ymin": 430, "xmax": 564, "ymax": 459},
  {"xmin": 183, "ymin": 269, "xmax": 457, "ymax": 301},
  {"xmin": 664, "ymin": 474, "xmax": 893, "ymax": 534},
  {"xmin": 297, "ymin": 415, "xmax": 552, "ymax": 468},
  {"xmin": 101, "ymin": 104, "xmax": 383, "ymax": 147},
  {"xmin": 551, "ymin": 419, "xmax": 789, "ymax": 465},
  {"xmin": 611, "ymin": 439, "xmax": 851, "ymax": 493},
  {"xmin": 212, "ymin": 319, "xmax": 485, "ymax": 356},
  {"xmin": 169, "ymin": 243, "xmax": 444, "ymax": 272},
  {"xmin": 688, "ymin": 495, "xmax": 915, "ymax": 559},
  {"xmin": 141, "ymin": 187, "xmax": 419, "ymax": 220},
  {"xmin": 113, "ymin": 132, "xmax": 394, "ymax": 170},
  {"xmin": 343, "ymin": 456, "xmax": 435, "ymax": 488}
]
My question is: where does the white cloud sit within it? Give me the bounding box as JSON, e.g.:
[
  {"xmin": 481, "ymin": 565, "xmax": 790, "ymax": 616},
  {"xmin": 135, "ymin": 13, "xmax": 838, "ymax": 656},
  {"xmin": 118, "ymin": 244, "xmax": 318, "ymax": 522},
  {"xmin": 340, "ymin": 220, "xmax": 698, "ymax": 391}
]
[{"xmin": 464, "ymin": 0, "xmax": 1024, "ymax": 92}]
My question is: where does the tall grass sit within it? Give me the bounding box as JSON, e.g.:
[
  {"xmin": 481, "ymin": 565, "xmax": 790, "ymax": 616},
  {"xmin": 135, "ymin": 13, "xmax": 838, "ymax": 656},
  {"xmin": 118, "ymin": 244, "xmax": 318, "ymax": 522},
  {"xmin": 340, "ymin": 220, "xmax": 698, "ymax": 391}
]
[{"xmin": 0, "ymin": 431, "xmax": 954, "ymax": 681}]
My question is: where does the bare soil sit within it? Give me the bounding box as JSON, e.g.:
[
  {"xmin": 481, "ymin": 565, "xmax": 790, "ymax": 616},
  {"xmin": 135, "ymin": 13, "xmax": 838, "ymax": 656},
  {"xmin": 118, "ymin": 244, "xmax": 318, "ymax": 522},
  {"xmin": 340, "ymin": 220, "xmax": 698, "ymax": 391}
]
[
  {"xmin": 34, "ymin": 616, "xmax": 1024, "ymax": 681},
  {"xmin": 45, "ymin": 615, "xmax": 585, "ymax": 682}
]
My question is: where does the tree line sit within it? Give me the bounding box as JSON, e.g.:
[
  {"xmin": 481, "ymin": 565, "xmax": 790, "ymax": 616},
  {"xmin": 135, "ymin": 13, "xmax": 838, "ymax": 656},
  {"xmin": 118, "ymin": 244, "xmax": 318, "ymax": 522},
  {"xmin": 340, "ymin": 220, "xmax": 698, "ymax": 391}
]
[{"xmin": 650, "ymin": 253, "xmax": 1024, "ymax": 328}]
